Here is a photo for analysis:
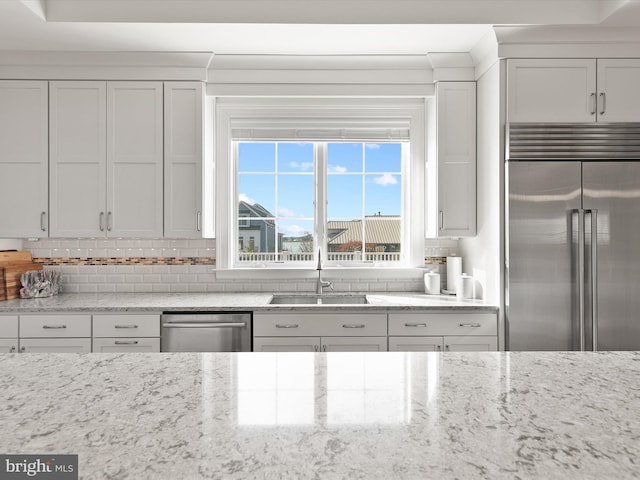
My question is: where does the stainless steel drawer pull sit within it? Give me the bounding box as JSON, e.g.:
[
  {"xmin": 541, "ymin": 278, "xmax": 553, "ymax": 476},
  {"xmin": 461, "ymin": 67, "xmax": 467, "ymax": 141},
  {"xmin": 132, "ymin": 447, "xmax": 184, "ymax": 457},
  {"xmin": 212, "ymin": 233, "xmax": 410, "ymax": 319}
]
[
  {"xmin": 40, "ymin": 211, "xmax": 47, "ymax": 232},
  {"xmin": 342, "ymin": 324, "xmax": 365, "ymax": 329},
  {"xmin": 275, "ymin": 324, "xmax": 299, "ymax": 329},
  {"xmin": 115, "ymin": 340, "xmax": 139, "ymax": 345},
  {"xmin": 459, "ymin": 323, "xmax": 481, "ymax": 328},
  {"xmin": 162, "ymin": 322, "xmax": 247, "ymax": 328},
  {"xmin": 115, "ymin": 324, "xmax": 139, "ymax": 329},
  {"xmin": 42, "ymin": 325, "xmax": 67, "ymax": 329},
  {"xmin": 405, "ymin": 323, "xmax": 427, "ymax": 328}
]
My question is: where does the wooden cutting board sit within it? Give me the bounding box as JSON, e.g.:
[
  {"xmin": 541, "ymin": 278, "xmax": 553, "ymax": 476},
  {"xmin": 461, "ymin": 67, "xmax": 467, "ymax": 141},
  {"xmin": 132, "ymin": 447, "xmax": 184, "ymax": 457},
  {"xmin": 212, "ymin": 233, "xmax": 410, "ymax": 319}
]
[
  {"xmin": 0, "ymin": 250, "xmax": 40, "ymax": 300},
  {"xmin": 0, "ymin": 267, "xmax": 5, "ymax": 301},
  {"xmin": 0, "ymin": 250, "xmax": 33, "ymax": 263}
]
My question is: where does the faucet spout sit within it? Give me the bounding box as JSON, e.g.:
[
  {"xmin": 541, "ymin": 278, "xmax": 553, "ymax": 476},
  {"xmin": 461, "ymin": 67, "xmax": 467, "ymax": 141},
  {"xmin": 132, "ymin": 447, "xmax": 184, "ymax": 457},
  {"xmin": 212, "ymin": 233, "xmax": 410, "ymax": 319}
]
[{"xmin": 316, "ymin": 248, "xmax": 333, "ymax": 294}]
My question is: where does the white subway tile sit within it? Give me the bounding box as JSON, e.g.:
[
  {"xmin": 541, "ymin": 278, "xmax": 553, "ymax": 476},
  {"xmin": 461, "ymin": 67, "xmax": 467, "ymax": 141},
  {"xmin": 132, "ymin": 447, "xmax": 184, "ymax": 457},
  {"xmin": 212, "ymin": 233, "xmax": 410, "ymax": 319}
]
[
  {"xmin": 78, "ymin": 284, "xmax": 98, "ymax": 293},
  {"xmin": 188, "ymin": 284, "xmax": 207, "ymax": 293},
  {"xmin": 143, "ymin": 274, "xmax": 161, "ymax": 283},
  {"xmin": 98, "ymin": 284, "xmax": 116, "ymax": 293},
  {"xmin": 115, "ymin": 284, "xmax": 135, "ymax": 293},
  {"xmin": 170, "ymin": 284, "xmax": 189, "ymax": 293},
  {"xmin": 152, "ymin": 284, "xmax": 171, "ymax": 293},
  {"xmin": 134, "ymin": 284, "xmax": 153, "ymax": 293}
]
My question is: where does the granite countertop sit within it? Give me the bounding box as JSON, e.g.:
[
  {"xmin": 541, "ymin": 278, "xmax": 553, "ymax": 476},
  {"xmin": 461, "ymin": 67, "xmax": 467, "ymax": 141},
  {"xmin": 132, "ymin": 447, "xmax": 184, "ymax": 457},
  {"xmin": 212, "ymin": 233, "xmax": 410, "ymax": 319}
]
[
  {"xmin": 1, "ymin": 351, "xmax": 638, "ymax": 479},
  {"xmin": 0, "ymin": 292, "xmax": 497, "ymax": 313}
]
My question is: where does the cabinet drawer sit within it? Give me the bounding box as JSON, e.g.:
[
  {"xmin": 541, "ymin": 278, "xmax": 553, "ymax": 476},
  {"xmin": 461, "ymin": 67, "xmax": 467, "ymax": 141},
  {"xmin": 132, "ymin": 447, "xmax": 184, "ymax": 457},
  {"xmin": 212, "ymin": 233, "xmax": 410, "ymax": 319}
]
[
  {"xmin": 0, "ymin": 315, "xmax": 18, "ymax": 337},
  {"xmin": 93, "ymin": 314, "xmax": 160, "ymax": 337},
  {"xmin": 388, "ymin": 313, "xmax": 496, "ymax": 336},
  {"xmin": 20, "ymin": 314, "xmax": 91, "ymax": 338},
  {"xmin": 92, "ymin": 338, "xmax": 160, "ymax": 353},
  {"xmin": 20, "ymin": 338, "xmax": 92, "ymax": 353},
  {"xmin": 254, "ymin": 313, "xmax": 387, "ymax": 337}
]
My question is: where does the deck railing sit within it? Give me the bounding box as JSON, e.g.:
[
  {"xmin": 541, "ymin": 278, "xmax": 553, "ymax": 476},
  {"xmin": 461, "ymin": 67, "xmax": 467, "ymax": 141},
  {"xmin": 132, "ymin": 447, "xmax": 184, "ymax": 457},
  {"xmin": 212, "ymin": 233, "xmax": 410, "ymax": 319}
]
[{"xmin": 238, "ymin": 252, "xmax": 401, "ymax": 263}]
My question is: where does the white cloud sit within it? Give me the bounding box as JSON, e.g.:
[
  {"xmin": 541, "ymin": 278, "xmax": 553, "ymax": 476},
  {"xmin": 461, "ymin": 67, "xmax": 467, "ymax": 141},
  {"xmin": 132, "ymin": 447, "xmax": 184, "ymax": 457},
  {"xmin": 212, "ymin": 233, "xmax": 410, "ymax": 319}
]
[
  {"xmin": 282, "ymin": 224, "xmax": 307, "ymax": 235},
  {"xmin": 239, "ymin": 193, "xmax": 255, "ymax": 205},
  {"xmin": 289, "ymin": 161, "xmax": 314, "ymax": 171},
  {"xmin": 278, "ymin": 207, "xmax": 297, "ymax": 217},
  {"xmin": 328, "ymin": 164, "xmax": 348, "ymax": 173},
  {"xmin": 373, "ymin": 173, "xmax": 398, "ymax": 186},
  {"xmin": 366, "ymin": 143, "xmax": 381, "ymax": 149}
]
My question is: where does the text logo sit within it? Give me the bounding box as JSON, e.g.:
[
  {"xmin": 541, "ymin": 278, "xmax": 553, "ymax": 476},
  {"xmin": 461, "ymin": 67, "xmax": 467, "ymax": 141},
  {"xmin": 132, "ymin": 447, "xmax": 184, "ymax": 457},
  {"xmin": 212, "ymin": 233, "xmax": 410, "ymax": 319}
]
[{"xmin": 0, "ymin": 455, "xmax": 77, "ymax": 480}]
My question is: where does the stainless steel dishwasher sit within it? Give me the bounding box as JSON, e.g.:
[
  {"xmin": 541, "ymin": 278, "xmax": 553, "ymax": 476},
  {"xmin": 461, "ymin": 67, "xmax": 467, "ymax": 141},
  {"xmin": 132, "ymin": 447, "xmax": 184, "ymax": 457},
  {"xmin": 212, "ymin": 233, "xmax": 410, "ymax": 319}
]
[{"xmin": 161, "ymin": 312, "xmax": 252, "ymax": 352}]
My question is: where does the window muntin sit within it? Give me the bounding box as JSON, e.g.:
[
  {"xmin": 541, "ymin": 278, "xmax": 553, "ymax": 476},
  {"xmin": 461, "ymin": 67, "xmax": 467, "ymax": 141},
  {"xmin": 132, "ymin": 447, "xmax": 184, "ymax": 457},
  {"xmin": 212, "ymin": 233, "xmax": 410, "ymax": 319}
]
[{"xmin": 235, "ymin": 141, "xmax": 405, "ymax": 266}]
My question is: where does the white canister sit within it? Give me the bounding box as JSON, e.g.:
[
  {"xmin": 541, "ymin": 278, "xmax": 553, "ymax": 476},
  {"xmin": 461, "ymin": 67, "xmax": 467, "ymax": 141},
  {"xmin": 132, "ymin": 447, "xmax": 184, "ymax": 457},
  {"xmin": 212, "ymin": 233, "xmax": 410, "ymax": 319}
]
[
  {"xmin": 424, "ymin": 272, "xmax": 441, "ymax": 295},
  {"xmin": 457, "ymin": 273, "xmax": 474, "ymax": 300}
]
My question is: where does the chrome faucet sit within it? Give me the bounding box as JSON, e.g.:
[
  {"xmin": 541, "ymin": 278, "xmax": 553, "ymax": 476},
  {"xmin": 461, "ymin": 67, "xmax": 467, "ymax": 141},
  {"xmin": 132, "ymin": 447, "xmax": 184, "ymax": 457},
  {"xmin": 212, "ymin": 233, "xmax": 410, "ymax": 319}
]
[{"xmin": 316, "ymin": 248, "xmax": 333, "ymax": 294}]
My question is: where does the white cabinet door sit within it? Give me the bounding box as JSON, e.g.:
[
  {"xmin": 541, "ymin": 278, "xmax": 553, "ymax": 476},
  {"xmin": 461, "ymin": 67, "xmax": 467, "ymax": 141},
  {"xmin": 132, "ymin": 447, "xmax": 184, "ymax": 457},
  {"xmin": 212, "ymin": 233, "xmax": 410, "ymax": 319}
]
[
  {"xmin": 507, "ymin": 59, "xmax": 597, "ymax": 123},
  {"xmin": 50, "ymin": 81, "xmax": 107, "ymax": 237},
  {"xmin": 92, "ymin": 338, "xmax": 160, "ymax": 353},
  {"xmin": 444, "ymin": 336, "xmax": 497, "ymax": 352},
  {"xmin": 597, "ymin": 59, "xmax": 640, "ymax": 122},
  {"xmin": 0, "ymin": 340, "xmax": 18, "ymax": 353},
  {"xmin": 427, "ymin": 81, "xmax": 476, "ymax": 237},
  {"xmin": 253, "ymin": 337, "xmax": 320, "ymax": 352},
  {"xmin": 321, "ymin": 337, "xmax": 387, "ymax": 352},
  {"xmin": 107, "ymin": 82, "xmax": 163, "ymax": 237},
  {"xmin": 388, "ymin": 336, "xmax": 443, "ymax": 352},
  {"xmin": 0, "ymin": 81, "xmax": 49, "ymax": 237},
  {"xmin": 20, "ymin": 338, "xmax": 92, "ymax": 353},
  {"xmin": 0, "ymin": 315, "xmax": 19, "ymax": 337},
  {"xmin": 164, "ymin": 82, "xmax": 207, "ymax": 238}
]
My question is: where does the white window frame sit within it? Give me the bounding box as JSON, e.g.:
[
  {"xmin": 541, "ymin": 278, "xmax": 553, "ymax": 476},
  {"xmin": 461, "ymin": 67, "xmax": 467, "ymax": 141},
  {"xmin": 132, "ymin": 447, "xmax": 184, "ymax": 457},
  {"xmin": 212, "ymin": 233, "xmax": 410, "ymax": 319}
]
[{"xmin": 215, "ymin": 98, "xmax": 426, "ymax": 274}]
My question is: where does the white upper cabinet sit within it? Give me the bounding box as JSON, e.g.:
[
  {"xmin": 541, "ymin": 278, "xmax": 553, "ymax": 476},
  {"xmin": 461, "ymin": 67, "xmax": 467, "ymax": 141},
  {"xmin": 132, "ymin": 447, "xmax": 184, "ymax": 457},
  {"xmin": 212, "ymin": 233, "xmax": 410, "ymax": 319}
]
[
  {"xmin": 107, "ymin": 82, "xmax": 163, "ymax": 237},
  {"xmin": 0, "ymin": 81, "xmax": 49, "ymax": 237},
  {"xmin": 597, "ymin": 59, "xmax": 640, "ymax": 122},
  {"xmin": 508, "ymin": 58, "xmax": 640, "ymax": 123},
  {"xmin": 50, "ymin": 81, "xmax": 163, "ymax": 237},
  {"xmin": 50, "ymin": 81, "xmax": 107, "ymax": 237},
  {"xmin": 164, "ymin": 82, "xmax": 209, "ymax": 238},
  {"xmin": 426, "ymin": 81, "xmax": 477, "ymax": 237}
]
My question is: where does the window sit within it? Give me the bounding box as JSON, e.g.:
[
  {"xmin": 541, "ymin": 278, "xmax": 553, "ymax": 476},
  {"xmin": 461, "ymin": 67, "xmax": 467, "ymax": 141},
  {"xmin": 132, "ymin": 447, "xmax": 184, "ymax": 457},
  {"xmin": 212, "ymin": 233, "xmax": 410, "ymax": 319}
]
[
  {"xmin": 216, "ymin": 98, "xmax": 426, "ymax": 270},
  {"xmin": 236, "ymin": 141, "xmax": 405, "ymax": 266}
]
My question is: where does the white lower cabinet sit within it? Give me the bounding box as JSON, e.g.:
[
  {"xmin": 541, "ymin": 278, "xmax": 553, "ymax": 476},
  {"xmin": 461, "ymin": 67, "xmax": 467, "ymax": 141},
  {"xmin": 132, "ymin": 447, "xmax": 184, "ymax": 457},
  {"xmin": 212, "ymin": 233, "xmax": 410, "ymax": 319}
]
[
  {"xmin": 388, "ymin": 312, "xmax": 498, "ymax": 352},
  {"xmin": 253, "ymin": 312, "xmax": 388, "ymax": 352},
  {"xmin": 0, "ymin": 315, "xmax": 19, "ymax": 353},
  {"xmin": 92, "ymin": 313, "xmax": 160, "ymax": 352},
  {"xmin": 19, "ymin": 314, "xmax": 91, "ymax": 353}
]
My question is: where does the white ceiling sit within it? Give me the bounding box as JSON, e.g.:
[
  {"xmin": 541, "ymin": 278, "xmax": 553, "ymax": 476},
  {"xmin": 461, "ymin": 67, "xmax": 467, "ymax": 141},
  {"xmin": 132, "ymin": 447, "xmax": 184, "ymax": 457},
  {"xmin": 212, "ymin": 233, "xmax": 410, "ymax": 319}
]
[{"xmin": 1, "ymin": 0, "xmax": 640, "ymax": 55}]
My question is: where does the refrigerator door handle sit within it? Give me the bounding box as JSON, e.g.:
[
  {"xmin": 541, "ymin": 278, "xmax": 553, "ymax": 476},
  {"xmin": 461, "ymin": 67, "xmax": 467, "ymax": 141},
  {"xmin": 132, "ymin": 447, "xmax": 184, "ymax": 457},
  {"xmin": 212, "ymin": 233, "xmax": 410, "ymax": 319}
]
[
  {"xmin": 589, "ymin": 209, "xmax": 599, "ymax": 351},
  {"xmin": 578, "ymin": 208, "xmax": 586, "ymax": 351}
]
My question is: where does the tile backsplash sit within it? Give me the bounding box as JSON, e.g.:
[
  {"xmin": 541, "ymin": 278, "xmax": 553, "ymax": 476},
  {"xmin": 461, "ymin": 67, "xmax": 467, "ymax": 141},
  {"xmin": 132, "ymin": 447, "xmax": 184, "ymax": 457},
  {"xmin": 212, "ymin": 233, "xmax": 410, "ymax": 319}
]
[{"xmin": 16, "ymin": 237, "xmax": 460, "ymax": 293}]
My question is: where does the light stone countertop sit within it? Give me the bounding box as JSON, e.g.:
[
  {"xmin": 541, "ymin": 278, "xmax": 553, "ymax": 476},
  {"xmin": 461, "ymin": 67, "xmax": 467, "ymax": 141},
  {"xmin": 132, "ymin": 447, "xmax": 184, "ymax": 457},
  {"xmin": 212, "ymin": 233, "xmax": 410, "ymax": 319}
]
[
  {"xmin": 0, "ymin": 351, "xmax": 638, "ymax": 479},
  {"xmin": 0, "ymin": 292, "xmax": 497, "ymax": 313}
]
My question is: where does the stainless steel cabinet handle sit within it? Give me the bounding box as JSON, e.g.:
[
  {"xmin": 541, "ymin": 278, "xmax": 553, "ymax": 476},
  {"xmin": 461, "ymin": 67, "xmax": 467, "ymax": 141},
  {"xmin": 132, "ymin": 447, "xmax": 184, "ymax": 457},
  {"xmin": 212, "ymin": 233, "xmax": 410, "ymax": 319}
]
[
  {"xmin": 40, "ymin": 211, "xmax": 47, "ymax": 232},
  {"xmin": 590, "ymin": 209, "xmax": 599, "ymax": 351},
  {"xmin": 115, "ymin": 324, "xmax": 139, "ymax": 329},
  {"xmin": 42, "ymin": 325, "xmax": 67, "ymax": 329},
  {"xmin": 115, "ymin": 340, "xmax": 139, "ymax": 345},
  {"xmin": 314, "ymin": 345, "xmax": 319, "ymax": 352},
  {"xmin": 342, "ymin": 324, "xmax": 365, "ymax": 328},
  {"xmin": 162, "ymin": 322, "xmax": 247, "ymax": 328},
  {"xmin": 445, "ymin": 344, "xmax": 450, "ymax": 351},
  {"xmin": 459, "ymin": 323, "xmax": 481, "ymax": 328},
  {"xmin": 107, "ymin": 211, "xmax": 113, "ymax": 232},
  {"xmin": 196, "ymin": 211, "xmax": 202, "ymax": 232},
  {"xmin": 578, "ymin": 208, "xmax": 586, "ymax": 351},
  {"xmin": 439, "ymin": 210, "xmax": 444, "ymax": 230},
  {"xmin": 9, "ymin": 346, "xmax": 16, "ymax": 353},
  {"xmin": 99, "ymin": 212, "xmax": 105, "ymax": 231},
  {"xmin": 599, "ymin": 92, "xmax": 606, "ymax": 115},
  {"xmin": 275, "ymin": 324, "xmax": 299, "ymax": 329},
  {"xmin": 437, "ymin": 345, "xmax": 442, "ymax": 351},
  {"xmin": 590, "ymin": 92, "xmax": 596, "ymax": 115},
  {"xmin": 20, "ymin": 346, "xmax": 26, "ymax": 353},
  {"xmin": 322, "ymin": 345, "xmax": 327, "ymax": 352},
  {"xmin": 405, "ymin": 323, "xmax": 427, "ymax": 328}
]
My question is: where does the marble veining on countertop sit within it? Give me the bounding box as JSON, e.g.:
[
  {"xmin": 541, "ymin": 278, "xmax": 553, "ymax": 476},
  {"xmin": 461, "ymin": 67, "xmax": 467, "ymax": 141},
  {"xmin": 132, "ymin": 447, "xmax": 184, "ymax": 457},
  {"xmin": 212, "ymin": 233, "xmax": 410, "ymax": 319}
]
[
  {"xmin": 0, "ymin": 292, "xmax": 497, "ymax": 313},
  {"xmin": 0, "ymin": 351, "xmax": 638, "ymax": 479}
]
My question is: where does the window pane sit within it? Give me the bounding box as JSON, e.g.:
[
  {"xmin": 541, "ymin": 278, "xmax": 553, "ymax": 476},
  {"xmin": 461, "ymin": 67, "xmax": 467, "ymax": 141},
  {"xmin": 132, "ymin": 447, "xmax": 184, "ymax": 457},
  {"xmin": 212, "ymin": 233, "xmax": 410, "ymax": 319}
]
[
  {"xmin": 238, "ymin": 174, "xmax": 275, "ymax": 216},
  {"xmin": 278, "ymin": 175, "xmax": 314, "ymax": 218},
  {"xmin": 328, "ymin": 143, "xmax": 363, "ymax": 173},
  {"xmin": 327, "ymin": 175, "xmax": 362, "ymax": 219},
  {"xmin": 365, "ymin": 143, "xmax": 401, "ymax": 173},
  {"xmin": 279, "ymin": 220, "xmax": 314, "ymax": 262},
  {"xmin": 278, "ymin": 143, "xmax": 314, "ymax": 173},
  {"xmin": 364, "ymin": 217, "xmax": 401, "ymax": 262},
  {"xmin": 365, "ymin": 174, "xmax": 401, "ymax": 216},
  {"xmin": 238, "ymin": 143, "xmax": 275, "ymax": 172}
]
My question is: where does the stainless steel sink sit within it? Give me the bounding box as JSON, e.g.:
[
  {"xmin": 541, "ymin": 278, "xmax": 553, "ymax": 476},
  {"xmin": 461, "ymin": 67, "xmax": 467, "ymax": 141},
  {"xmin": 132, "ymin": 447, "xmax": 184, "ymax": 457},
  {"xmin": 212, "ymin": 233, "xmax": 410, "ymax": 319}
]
[{"xmin": 269, "ymin": 294, "xmax": 369, "ymax": 305}]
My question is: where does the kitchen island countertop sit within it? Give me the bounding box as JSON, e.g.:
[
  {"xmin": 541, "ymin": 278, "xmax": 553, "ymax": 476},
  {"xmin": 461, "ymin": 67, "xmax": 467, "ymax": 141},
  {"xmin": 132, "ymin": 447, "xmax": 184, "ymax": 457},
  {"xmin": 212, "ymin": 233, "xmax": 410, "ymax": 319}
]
[
  {"xmin": 0, "ymin": 292, "xmax": 497, "ymax": 313},
  {"xmin": 1, "ymin": 351, "xmax": 638, "ymax": 479}
]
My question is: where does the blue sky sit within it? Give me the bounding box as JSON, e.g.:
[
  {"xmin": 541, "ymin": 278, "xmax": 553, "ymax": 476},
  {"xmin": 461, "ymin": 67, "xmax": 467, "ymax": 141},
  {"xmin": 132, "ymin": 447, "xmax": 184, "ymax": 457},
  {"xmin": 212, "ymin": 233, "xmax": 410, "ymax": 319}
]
[{"xmin": 238, "ymin": 142, "xmax": 402, "ymax": 237}]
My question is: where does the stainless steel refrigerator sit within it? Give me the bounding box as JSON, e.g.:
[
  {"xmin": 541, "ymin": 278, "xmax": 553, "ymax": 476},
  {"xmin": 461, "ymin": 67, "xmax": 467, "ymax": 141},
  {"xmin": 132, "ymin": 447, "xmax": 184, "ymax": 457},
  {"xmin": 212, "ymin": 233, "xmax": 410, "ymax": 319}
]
[{"xmin": 506, "ymin": 123, "xmax": 640, "ymax": 351}]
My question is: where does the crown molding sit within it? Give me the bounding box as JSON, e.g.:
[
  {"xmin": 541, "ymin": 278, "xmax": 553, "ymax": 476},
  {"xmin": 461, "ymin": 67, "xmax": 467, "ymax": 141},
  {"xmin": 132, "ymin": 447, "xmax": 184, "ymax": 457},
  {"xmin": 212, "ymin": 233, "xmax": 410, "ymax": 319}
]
[{"xmin": 426, "ymin": 52, "xmax": 475, "ymax": 81}]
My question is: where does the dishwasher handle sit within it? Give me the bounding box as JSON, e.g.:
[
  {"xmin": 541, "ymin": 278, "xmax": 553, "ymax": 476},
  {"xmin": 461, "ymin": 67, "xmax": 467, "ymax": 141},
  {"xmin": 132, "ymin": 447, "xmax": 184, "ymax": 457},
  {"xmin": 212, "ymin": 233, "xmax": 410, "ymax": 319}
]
[{"xmin": 162, "ymin": 322, "xmax": 247, "ymax": 329}]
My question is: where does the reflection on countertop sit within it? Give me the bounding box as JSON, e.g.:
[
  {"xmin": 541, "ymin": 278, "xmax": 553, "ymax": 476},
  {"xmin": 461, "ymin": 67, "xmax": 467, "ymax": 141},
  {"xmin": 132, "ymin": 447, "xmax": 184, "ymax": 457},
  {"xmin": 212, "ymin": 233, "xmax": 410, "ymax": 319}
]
[
  {"xmin": 0, "ymin": 292, "xmax": 496, "ymax": 312},
  {"xmin": 0, "ymin": 351, "xmax": 638, "ymax": 479}
]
